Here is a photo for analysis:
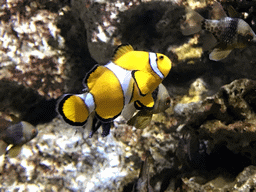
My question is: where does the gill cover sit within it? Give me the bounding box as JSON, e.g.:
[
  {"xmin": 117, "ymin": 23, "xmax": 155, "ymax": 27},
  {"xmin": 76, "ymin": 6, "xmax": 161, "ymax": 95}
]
[
  {"xmin": 58, "ymin": 94, "xmax": 89, "ymax": 126},
  {"xmin": 155, "ymin": 53, "xmax": 172, "ymax": 78}
]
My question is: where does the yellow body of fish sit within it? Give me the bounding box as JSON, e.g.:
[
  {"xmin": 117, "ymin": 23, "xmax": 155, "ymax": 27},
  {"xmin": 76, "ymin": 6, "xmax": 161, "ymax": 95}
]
[{"xmin": 58, "ymin": 45, "xmax": 172, "ymax": 126}]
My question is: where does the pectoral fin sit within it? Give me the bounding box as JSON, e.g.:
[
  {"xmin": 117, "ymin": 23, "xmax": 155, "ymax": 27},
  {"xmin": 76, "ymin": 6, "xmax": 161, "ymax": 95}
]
[
  {"xmin": 135, "ymin": 94, "xmax": 155, "ymax": 110},
  {"xmin": 127, "ymin": 110, "xmax": 153, "ymax": 129},
  {"xmin": 209, "ymin": 48, "xmax": 232, "ymax": 61},
  {"xmin": 8, "ymin": 145, "xmax": 23, "ymax": 158},
  {"xmin": 132, "ymin": 71, "xmax": 153, "ymax": 96},
  {"xmin": 227, "ymin": 5, "xmax": 240, "ymax": 18},
  {"xmin": 83, "ymin": 65, "xmax": 105, "ymax": 89}
]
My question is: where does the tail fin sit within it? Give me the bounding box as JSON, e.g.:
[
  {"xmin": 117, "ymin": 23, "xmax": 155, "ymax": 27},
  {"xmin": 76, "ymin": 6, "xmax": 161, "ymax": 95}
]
[
  {"xmin": 0, "ymin": 140, "xmax": 8, "ymax": 156},
  {"xmin": 180, "ymin": 6, "xmax": 204, "ymax": 36},
  {"xmin": 57, "ymin": 94, "xmax": 92, "ymax": 126}
]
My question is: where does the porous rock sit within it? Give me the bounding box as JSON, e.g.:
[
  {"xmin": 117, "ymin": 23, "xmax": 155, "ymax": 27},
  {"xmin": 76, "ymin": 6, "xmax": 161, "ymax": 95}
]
[
  {"xmin": 2, "ymin": 0, "xmax": 256, "ymax": 191},
  {"xmin": 0, "ymin": 118, "xmax": 140, "ymax": 191},
  {"xmin": 175, "ymin": 79, "xmax": 256, "ymax": 191}
]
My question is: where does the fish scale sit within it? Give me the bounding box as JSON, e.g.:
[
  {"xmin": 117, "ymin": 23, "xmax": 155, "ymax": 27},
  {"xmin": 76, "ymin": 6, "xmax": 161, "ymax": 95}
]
[
  {"xmin": 203, "ymin": 17, "xmax": 238, "ymax": 45},
  {"xmin": 219, "ymin": 18, "xmax": 238, "ymax": 45}
]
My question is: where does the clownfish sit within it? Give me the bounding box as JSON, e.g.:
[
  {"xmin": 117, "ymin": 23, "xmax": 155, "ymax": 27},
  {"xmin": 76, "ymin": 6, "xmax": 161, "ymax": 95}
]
[
  {"xmin": 180, "ymin": 1, "xmax": 256, "ymax": 61},
  {"xmin": 57, "ymin": 44, "xmax": 172, "ymax": 128}
]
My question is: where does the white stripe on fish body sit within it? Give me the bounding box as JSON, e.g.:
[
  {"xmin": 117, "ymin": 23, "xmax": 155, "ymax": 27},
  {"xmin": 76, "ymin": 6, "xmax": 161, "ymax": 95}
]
[
  {"xmin": 105, "ymin": 61, "xmax": 133, "ymax": 105},
  {"xmin": 77, "ymin": 93, "xmax": 95, "ymax": 114},
  {"xmin": 149, "ymin": 52, "xmax": 164, "ymax": 79}
]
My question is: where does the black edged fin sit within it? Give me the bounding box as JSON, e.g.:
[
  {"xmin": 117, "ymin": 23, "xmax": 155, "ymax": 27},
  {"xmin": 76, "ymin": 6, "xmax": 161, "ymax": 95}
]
[
  {"xmin": 137, "ymin": 93, "xmax": 155, "ymax": 109},
  {"xmin": 132, "ymin": 70, "xmax": 145, "ymax": 97},
  {"xmin": 209, "ymin": 1, "xmax": 227, "ymax": 20},
  {"xmin": 82, "ymin": 64, "xmax": 100, "ymax": 88},
  {"xmin": 57, "ymin": 94, "xmax": 87, "ymax": 126},
  {"xmin": 88, "ymin": 117, "xmax": 112, "ymax": 137},
  {"xmin": 132, "ymin": 70, "xmax": 153, "ymax": 96},
  {"xmin": 227, "ymin": 5, "xmax": 240, "ymax": 18},
  {"xmin": 101, "ymin": 122, "xmax": 112, "ymax": 137},
  {"xmin": 180, "ymin": 6, "xmax": 204, "ymax": 36},
  {"xmin": 112, "ymin": 44, "xmax": 134, "ymax": 62}
]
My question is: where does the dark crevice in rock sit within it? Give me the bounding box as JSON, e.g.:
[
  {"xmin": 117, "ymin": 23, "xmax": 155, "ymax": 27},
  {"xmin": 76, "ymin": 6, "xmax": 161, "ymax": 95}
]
[
  {"xmin": 56, "ymin": 10, "xmax": 97, "ymax": 93},
  {"xmin": 117, "ymin": 1, "xmax": 186, "ymax": 53}
]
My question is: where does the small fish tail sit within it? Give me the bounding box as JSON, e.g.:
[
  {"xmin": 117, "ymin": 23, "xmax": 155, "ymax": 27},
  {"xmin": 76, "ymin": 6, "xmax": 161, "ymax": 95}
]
[
  {"xmin": 180, "ymin": 6, "xmax": 204, "ymax": 36},
  {"xmin": 57, "ymin": 93, "xmax": 95, "ymax": 126}
]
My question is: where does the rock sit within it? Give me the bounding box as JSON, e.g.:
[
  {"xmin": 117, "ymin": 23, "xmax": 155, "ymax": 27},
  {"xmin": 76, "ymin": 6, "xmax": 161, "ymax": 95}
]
[
  {"xmin": 0, "ymin": 1, "xmax": 66, "ymax": 98},
  {"xmin": 2, "ymin": 0, "xmax": 256, "ymax": 191},
  {"xmin": 0, "ymin": 118, "xmax": 141, "ymax": 191},
  {"xmin": 175, "ymin": 79, "xmax": 256, "ymax": 191}
]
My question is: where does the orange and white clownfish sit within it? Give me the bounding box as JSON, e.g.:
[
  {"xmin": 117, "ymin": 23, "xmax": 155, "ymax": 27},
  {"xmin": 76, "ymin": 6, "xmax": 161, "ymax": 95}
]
[{"xmin": 57, "ymin": 44, "xmax": 172, "ymax": 127}]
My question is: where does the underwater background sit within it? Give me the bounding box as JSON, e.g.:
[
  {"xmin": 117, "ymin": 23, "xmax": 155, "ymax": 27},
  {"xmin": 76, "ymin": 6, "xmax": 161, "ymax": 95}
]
[{"xmin": 1, "ymin": 0, "xmax": 256, "ymax": 191}]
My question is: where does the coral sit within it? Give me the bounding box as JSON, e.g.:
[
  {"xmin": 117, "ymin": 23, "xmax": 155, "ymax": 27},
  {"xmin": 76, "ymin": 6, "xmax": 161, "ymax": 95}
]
[{"xmin": 1, "ymin": 0, "xmax": 256, "ymax": 191}]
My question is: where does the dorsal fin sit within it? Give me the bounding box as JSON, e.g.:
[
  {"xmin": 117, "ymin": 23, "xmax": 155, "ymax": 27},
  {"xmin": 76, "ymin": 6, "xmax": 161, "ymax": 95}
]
[
  {"xmin": 112, "ymin": 44, "xmax": 134, "ymax": 62},
  {"xmin": 227, "ymin": 5, "xmax": 240, "ymax": 18},
  {"xmin": 210, "ymin": 1, "xmax": 227, "ymax": 20}
]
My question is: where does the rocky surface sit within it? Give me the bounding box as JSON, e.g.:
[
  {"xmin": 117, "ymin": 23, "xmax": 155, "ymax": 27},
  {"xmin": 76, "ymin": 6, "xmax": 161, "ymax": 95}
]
[{"xmin": 1, "ymin": 0, "xmax": 256, "ymax": 191}]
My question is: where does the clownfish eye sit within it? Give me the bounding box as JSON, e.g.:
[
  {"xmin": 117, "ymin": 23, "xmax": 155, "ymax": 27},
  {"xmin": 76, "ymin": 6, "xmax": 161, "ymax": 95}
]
[{"xmin": 159, "ymin": 55, "xmax": 164, "ymax": 60}]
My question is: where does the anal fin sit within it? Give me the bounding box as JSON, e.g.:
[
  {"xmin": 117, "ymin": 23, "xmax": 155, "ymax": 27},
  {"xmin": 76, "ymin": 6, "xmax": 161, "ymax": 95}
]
[
  {"xmin": 127, "ymin": 110, "xmax": 153, "ymax": 129},
  {"xmin": 209, "ymin": 48, "xmax": 232, "ymax": 61},
  {"xmin": 201, "ymin": 32, "xmax": 218, "ymax": 51},
  {"xmin": 8, "ymin": 145, "xmax": 22, "ymax": 158}
]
